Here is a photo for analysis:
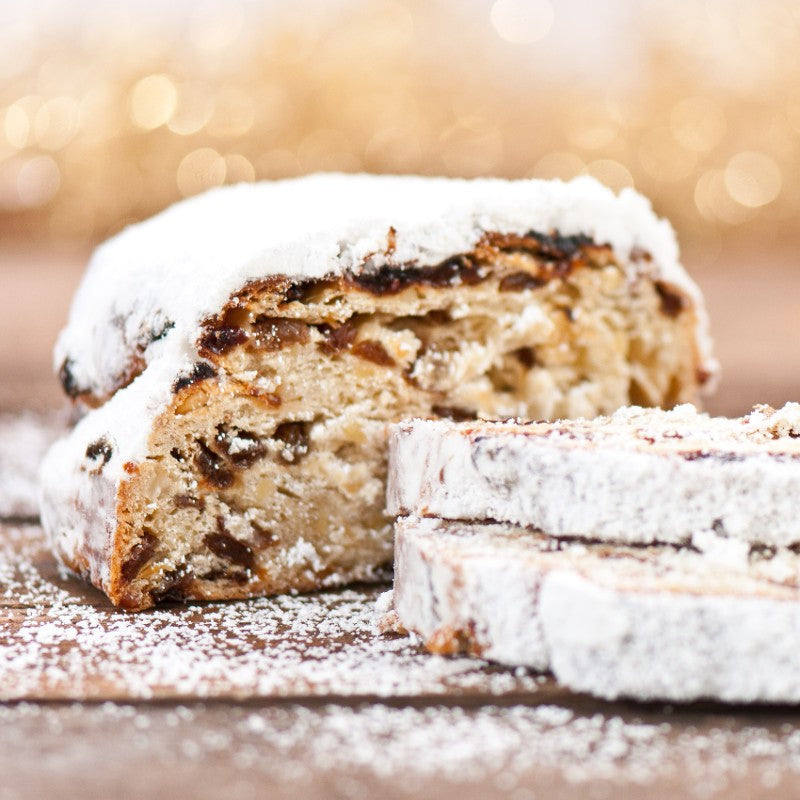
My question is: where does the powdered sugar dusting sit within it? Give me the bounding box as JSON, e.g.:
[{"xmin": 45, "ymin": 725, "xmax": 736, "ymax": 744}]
[
  {"xmin": 3, "ymin": 701, "xmax": 800, "ymax": 797},
  {"xmin": 0, "ymin": 411, "xmax": 67, "ymax": 519},
  {"xmin": 388, "ymin": 404, "xmax": 800, "ymax": 547},
  {"xmin": 55, "ymin": 174, "xmax": 714, "ymax": 401},
  {"xmin": 0, "ymin": 523, "xmax": 539, "ymax": 701}
]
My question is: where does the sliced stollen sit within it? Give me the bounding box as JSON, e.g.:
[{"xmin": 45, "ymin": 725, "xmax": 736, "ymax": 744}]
[
  {"xmin": 40, "ymin": 174, "xmax": 715, "ymax": 609},
  {"xmin": 385, "ymin": 516, "xmax": 800, "ymax": 703},
  {"xmin": 388, "ymin": 403, "xmax": 800, "ymax": 548}
]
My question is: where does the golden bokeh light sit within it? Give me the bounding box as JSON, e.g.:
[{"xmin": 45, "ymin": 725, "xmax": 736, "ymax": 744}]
[
  {"xmin": 638, "ymin": 127, "xmax": 696, "ymax": 183},
  {"xmin": 167, "ymin": 83, "xmax": 215, "ymax": 137},
  {"xmin": 16, "ymin": 155, "xmax": 61, "ymax": 208},
  {"xmin": 669, "ymin": 97, "xmax": 726, "ymax": 154},
  {"xmin": 724, "ymin": 151, "xmax": 782, "ymax": 208},
  {"xmin": 177, "ymin": 147, "xmax": 226, "ymax": 196},
  {"xmin": 490, "ymin": 0, "xmax": 554, "ymax": 44},
  {"xmin": 584, "ymin": 159, "xmax": 634, "ymax": 192},
  {"xmin": 2, "ymin": 0, "xmax": 800, "ymax": 257},
  {"xmin": 4, "ymin": 99, "xmax": 35, "ymax": 149},
  {"xmin": 34, "ymin": 96, "xmax": 80, "ymax": 151},
  {"xmin": 224, "ymin": 153, "xmax": 255, "ymax": 184},
  {"xmin": 130, "ymin": 74, "xmax": 178, "ymax": 131},
  {"xmin": 532, "ymin": 152, "xmax": 585, "ymax": 180}
]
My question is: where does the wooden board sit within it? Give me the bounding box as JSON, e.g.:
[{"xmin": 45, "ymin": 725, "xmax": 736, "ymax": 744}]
[
  {"xmin": 4, "ymin": 522, "xmax": 800, "ymax": 799},
  {"xmin": 5, "ymin": 245, "xmax": 800, "ymax": 798}
]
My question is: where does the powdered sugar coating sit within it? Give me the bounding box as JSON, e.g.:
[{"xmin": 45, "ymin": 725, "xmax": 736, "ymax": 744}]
[
  {"xmin": 387, "ymin": 404, "xmax": 800, "ymax": 547},
  {"xmin": 54, "ymin": 173, "xmax": 715, "ymax": 400},
  {"xmin": 540, "ymin": 571, "xmax": 800, "ymax": 703},
  {"xmin": 389, "ymin": 516, "xmax": 800, "ymax": 703}
]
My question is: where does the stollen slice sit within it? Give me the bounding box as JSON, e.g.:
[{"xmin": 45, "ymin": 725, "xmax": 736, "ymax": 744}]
[
  {"xmin": 384, "ymin": 515, "xmax": 800, "ymax": 703},
  {"xmin": 387, "ymin": 403, "xmax": 800, "ymax": 548}
]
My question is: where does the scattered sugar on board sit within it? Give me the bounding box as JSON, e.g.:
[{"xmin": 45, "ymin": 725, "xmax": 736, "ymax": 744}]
[
  {"xmin": 0, "ymin": 523, "xmax": 538, "ymax": 700},
  {"xmin": 3, "ymin": 702, "xmax": 800, "ymax": 797},
  {"xmin": 0, "ymin": 411, "xmax": 67, "ymax": 519}
]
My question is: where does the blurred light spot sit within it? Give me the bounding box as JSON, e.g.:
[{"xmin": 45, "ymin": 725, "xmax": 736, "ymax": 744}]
[
  {"xmin": 366, "ymin": 1, "xmax": 415, "ymax": 52},
  {"xmin": 256, "ymin": 85, "xmax": 290, "ymax": 132},
  {"xmin": 364, "ymin": 127, "xmax": 422, "ymax": 172},
  {"xmin": 440, "ymin": 117, "xmax": 503, "ymax": 177},
  {"xmin": 584, "ymin": 159, "xmax": 634, "ymax": 191},
  {"xmin": 130, "ymin": 74, "xmax": 178, "ymax": 130},
  {"xmin": 638, "ymin": 127, "xmax": 696, "ymax": 182},
  {"xmin": 189, "ymin": 1, "xmax": 244, "ymax": 51},
  {"xmin": 224, "ymin": 154, "xmax": 255, "ymax": 183},
  {"xmin": 766, "ymin": 114, "xmax": 794, "ymax": 159},
  {"xmin": 168, "ymin": 83, "xmax": 215, "ymax": 136},
  {"xmin": 736, "ymin": 3, "xmax": 795, "ymax": 60},
  {"xmin": 694, "ymin": 168, "xmax": 757, "ymax": 225},
  {"xmin": 16, "ymin": 155, "xmax": 60, "ymax": 207},
  {"xmin": 206, "ymin": 88, "xmax": 254, "ymax": 138},
  {"xmin": 4, "ymin": 103, "xmax": 30, "ymax": 148},
  {"xmin": 670, "ymin": 97, "xmax": 726, "ymax": 153},
  {"xmin": 490, "ymin": 0, "xmax": 553, "ymax": 44},
  {"xmin": 79, "ymin": 87, "xmax": 123, "ymax": 142},
  {"xmin": 563, "ymin": 99, "xmax": 619, "ymax": 150},
  {"xmin": 297, "ymin": 128, "xmax": 361, "ymax": 172},
  {"xmin": 34, "ymin": 96, "xmax": 79, "ymax": 150},
  {"xmin": 724, "ymin": 151, "xmax": 781, "ymax": 207},
  {"xmin": 257, "ymin": 149, "xmax": 301, "ymax": 178},
  {"xmin": 177, "ymin": 147, "xmax": 226, "ymax": 196},
  {"xmin": 693, "ymin": 170, "xmax": 721, "ymax": 221},
  {"xmin": 567, "ymin": 121, "xmax": 618, "ymax": 150},
  {"xmin": 532, "ymin": 151, "xmax": 585, "ymax": 179}
]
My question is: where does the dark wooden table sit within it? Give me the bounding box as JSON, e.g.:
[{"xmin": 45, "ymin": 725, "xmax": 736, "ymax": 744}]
[{"xmin": 3, "ymin": 244, "xmax": 800, "ymax": 799}]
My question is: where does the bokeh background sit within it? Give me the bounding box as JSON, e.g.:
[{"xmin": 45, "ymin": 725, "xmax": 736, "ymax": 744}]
[{"xmin": 3, "ymin": 0, "xmax": 799, "ymax": 413}]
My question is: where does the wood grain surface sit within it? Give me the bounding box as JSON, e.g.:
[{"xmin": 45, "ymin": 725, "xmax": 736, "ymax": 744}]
[{"xmin": 3, "ymin": 244, "xmax": 800, "ymax": 799}]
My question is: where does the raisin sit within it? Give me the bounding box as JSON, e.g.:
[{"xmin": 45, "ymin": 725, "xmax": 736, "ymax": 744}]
[
  {"xmin": 282, "ymin": 279, "xmax": 336, "ymax": 304},
  {"xmin": 352, "ymin": 339, "xmax": 395, "ymax": 367},
  {"xmin": 317, "ymin": 320, "xmax": 358, "ymax": 353},
  {"xmin": 85, "ymin": 437, "xmax": 113, "ymax": 466},
  {"xmin": 120, "ymin": 531, "xmax": 157, "ymax": 582},
  {"xmin": 197, "ymin": 325, "xmax": 248, "ymax": 356},
  {"xmin": 345, "ymin": 254, "xmax": 482, "ymax": 295},
  {"xmin": 422, "ymin": 255, "xmax": 483, "ymax": 287},
  {"xmin": 498, "ymin": 271, "xmax": 547, "ymax": 292},
  {"xmin": 173, "ymin": 494, "xmax": 205, "ymax": 510},
  {"xmin": 215, "ymin": 429, "xmax": 267, "ymax": 469},
  {"xmin": 531, "ymin": 231, "xmax": 593, "ymax": 260},
  {"xmin": 252, "ymin": 522, "xmax": 280, "ymax": 548},
  {"xmin": 172, "ymin": 361, "xmax": 216, "ymax": 392},
  {"xmin": 284, "ymin": 282, "xmax": 314, "ymax": 303},
  {"xmin": 431, "ymin": 405, "xmax": 476, "ymax": 422},
  {"xmin": 683, "ymin": 450, "xmax": 743, "ymax": 463},
  {"xmin": 251, "ymin": 317, "xmax": 309, "ymax": 351},
  {"xmin": 205, "ymin": 519, "xmax": 254, "ymax": 569},
  {"xmin": 655, "ymin": 281, "xmax": 685, "ymax": 317},
  {"xmin": 151, "ymin": 567, "xmax": 193, "ymax": 604},
  {"xmin": 513, "ymin": 347, "xmax": 537, "ymax": 368},
  {"xmin": 273, "ymin": 421, "xmax": 310, "ymax": 462},
  {"xmin": 58, "ymin": 359, "xmax": 79, "ymax": 397},
  {"xmin": 194, "ymin": 440, "xmax": 234, "ymax": 488},
  {"xmin": 149, "ymin": 318, "xmax": 175, "ymax": 342}
]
